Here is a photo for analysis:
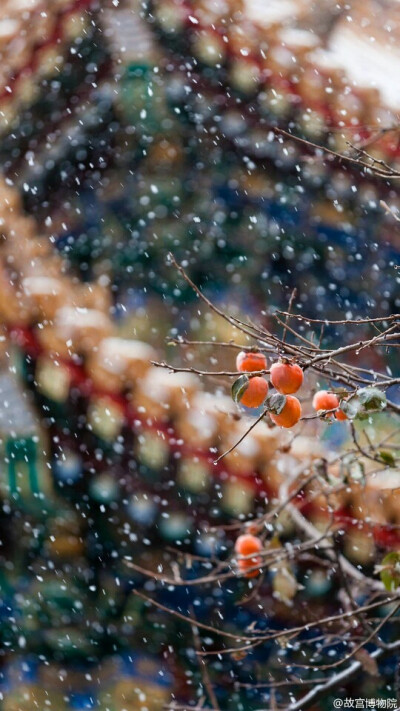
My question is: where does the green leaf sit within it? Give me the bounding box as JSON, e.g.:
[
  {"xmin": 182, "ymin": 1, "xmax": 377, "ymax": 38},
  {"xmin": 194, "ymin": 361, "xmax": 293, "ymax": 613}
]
[
  {"xmin": 356, "ymin": 412, "xmax": 372, "ymax": 422},
  {"xmin": 232, "ymin": 375, "xmax": 249, "ymax": 404},
  {"xmin": 357, "ymin": 387, "xmax": 387, "ymax": 411},
  {"xmin": 379, "ymin": 552, "xmax": 400, "ymax": 591},
  {"xmin": 379, "ymin": 450, "xmax": 396, "ymax": 467},
  {"xmin": 266, "ymin": 393, "xmax": 287, "ymax": 415},
  {"xmin": 340, "ymin": 397, "xmax": 360, "ymax": 420}
]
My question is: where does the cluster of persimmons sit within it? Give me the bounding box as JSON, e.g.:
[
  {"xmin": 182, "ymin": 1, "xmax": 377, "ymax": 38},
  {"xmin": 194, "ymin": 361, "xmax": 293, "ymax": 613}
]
[
  {"xmin": 234, "ymin": 350, "xmax": 347, "ymax": 428},
  {"xmin": 233, "ymin": 351, "xmax": 348, "ymax": 577}
]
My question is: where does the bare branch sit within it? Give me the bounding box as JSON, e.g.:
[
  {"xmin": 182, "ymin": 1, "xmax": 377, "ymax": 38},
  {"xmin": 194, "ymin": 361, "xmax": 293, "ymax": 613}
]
[{"xmin": 213, "ymin": 408, "xmax": 268, "ymax": 464}]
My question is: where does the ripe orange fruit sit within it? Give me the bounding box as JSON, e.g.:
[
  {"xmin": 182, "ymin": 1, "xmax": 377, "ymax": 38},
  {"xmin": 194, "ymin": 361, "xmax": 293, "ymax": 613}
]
[
  {"xmin": 238, "ymin": 562, "xmax": 261, "ymax": 578},
  {"xmin": 239, "ymin": 376, "xmax": 268, "ymax": 408},
  {"xmin": 270, "ymin": 361, "xmax": 303, "ymax": 394},
  {"xmin": 270, "ymin": 395, "xmax": 302, "ymax": 428},
  {"xmin": 335, "ymin": 407, "xmax": 348, "ymax": 421},
  {"xmin": 312, "ymin": 390, "xmax": 338, "ymax": 412},
  {"xmin": 235, "ymin": 534, "xmax": 262, "ymax": 578},
  {"xmin": 236, "ymin": 351, "xmax": 267, "ymax": 373},
  {"xmin": 312, "ymin": 391, "xmax": 347, "ymax": 420},
  {"xmin": 235, "ymin": 533, "xmax": 262, "ymax": 556}
]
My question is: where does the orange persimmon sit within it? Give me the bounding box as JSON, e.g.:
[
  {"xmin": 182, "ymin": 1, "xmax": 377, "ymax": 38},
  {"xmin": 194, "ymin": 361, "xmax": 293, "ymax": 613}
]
[
  {"xmin": 235, "ymin": 534, "xmax": 262, "ymax": 578},
  {"xmin": 270, "ymin": 361, "xmax": 304, "ymax": 394},
  {"xmin": 236, "ymin": 351, "xmax": 267, "ymax": 373},
  {"xmin": 270, "ymin": 395, "xmax": 302, "ymax": 428},
  {"xmin": 335, "ymin": 407, "xmax": 348, "ymax": 421},
  {"xmin": 238, "ymin": 376, "xmax": 268, "ymax": 408},
  {"xmin": 312, "ymin": 390, "xmax": 347, "ymax": 421}
]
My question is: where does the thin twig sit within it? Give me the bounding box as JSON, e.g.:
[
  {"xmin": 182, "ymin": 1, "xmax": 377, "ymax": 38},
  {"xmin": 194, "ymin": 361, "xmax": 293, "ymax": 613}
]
[
  {"xmin": 380, "ymin": 200, "xmax": 400, "ymax": 222},
  {"xmin": 282, "ymin": 287, "xmax": 297, "ymax": 345},
  {"xmin": 213, "ymin": 408, "xmax": 268, "ymax": 464},
  {"xmin": 191, "ymin": 606, "xmax": 221, "ymax": 710},
  {"xmin": 285, "ymin": 640, "xmax": 400, "ymax": 711}
]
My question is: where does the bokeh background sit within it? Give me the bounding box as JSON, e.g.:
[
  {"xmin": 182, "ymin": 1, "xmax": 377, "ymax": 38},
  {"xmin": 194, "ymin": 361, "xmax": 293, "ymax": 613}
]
[{"xmin": 0, "ymin": 0, "xmax": 399, "ymax": 709}]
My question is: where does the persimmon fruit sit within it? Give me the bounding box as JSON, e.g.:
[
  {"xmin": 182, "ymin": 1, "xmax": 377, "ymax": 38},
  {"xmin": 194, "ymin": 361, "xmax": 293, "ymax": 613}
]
[
  {"xmin": 239, "ymin": 376, "xmax": 268, "ymax": 408},
  {"xmin": 335, "ymin": 407, "xmax": 348, "ymax": 421},
  {"xmin": 235, "ymin": 533, "xmax": 262, "ymax": 578},
  {"xmin": 270, "ymin": 395, "xmax": 302, "ymax": 428},
  {"xmin": 312, "ymin": 390, "xmax": 347, "ymax": 420},
  {"xmin": 236, "ymin": 351, "xmax": 267, "ymax": 373},
  {"xmin": 270, "ymin": 361, "xmax": 303, "ymax": 394}
]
